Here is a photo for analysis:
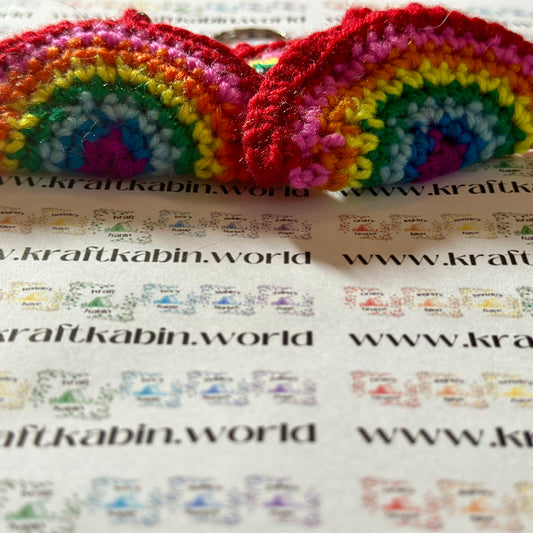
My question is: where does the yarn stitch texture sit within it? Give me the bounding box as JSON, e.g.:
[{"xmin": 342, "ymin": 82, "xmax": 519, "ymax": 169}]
[
  {"xmin": 244, "ymin": 4, "xmax": 533, "ymax": 190},
  {"xmin": 0, "ymin": 10, "xmax": 261, "ymax": 183},
  {"xmin": 1, "ymin": 5, "xmax": 533, "ymax": 191}
]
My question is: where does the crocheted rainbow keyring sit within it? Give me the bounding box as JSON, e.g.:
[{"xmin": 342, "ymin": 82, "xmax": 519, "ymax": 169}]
[
  {"xmin": 244, "ymin": 4, "xmax": 533, "ymax": 190},
  {"xmin": 0, "ymin": 10, "xmax": 261, "ymax": 183},
  {"xmin": 1, "ymin": 5, "xmax": 533, "ymax": 191}
]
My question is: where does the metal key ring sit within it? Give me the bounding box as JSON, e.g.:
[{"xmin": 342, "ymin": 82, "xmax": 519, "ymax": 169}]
[{"xmin": 214, "ymin": 28, "xmax": 287, "ymax": 45}]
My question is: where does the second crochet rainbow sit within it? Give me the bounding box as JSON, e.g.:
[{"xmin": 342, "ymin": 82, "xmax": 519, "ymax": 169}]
[{"xmin": 244, "ymin": 4, "xmax": 533, "ymax": 190}]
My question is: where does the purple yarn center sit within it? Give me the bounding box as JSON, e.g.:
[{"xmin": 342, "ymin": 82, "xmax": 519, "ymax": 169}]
[
  {"xmin": 80, "ymin": 128, "xmax": 147, "ymax": 179},
  {"xmin": 415, "ymin": 129, "xmax": 467, "ymax": 181}
]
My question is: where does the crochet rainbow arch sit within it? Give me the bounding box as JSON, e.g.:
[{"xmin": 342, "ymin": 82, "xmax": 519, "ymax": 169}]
[
  {"xmin": 0, "ymin": 10, "xmax": 261, "ymax": 182},
  {"xmin": 243, "ymin": 4, "xmax": 533, "ymax": 190},
  {"xmin": 2, "ymin": 5, "xmax": 533, "ymax": 190}
]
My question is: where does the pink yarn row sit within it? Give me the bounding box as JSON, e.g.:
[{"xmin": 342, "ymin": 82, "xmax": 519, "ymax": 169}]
[{"xmin": 1, "ymin": 23, "xmax": 251, "ymax": 107}]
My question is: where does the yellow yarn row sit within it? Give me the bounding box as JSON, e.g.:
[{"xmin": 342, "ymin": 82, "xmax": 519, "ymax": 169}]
[{"xmin": 340, "ymin": 60, "xmax": 533, "ymax": 188}]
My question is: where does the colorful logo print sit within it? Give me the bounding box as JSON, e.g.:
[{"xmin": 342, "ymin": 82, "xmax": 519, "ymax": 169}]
[
  {"xmin": 149, "ymin": 210, "xmax": 207, "ymax": 237},
  {"xmin": 390, "ymin": 214, "xmax": 444, "ymax": 240},
  {"xmin": 402, "ymin": 288, "xmax": 462, "ymax": 317},
  {"xmin": 118, "ymin": 371, "xmax": 182, "ymax": 408},
  {"xmin": 256, "ymin": 285, "xmax": 313, "ymax": 316},
  {"xmin": 417, "ymin": 372, "xmax": 488, "ymax": 409},
  {"xmin": 362, "ymin": 476, "xmax": 531, "ymax": 530},
  {"xmin": 64, "ymin": 282, "xmax": 137, "ymax": 322},
  {"xmin": 0, "ymin": 366, "xmax": 317, "ymax": 419},
  {"xmin": 0, "ymin": 205, "xmax": 312, "ymax": 242},
  {"xmin": 348, "ymin": 368, "xmax": 533, "ymax": 410},
  {"xmin": 167, "ymin": 477, "xmax": 242, "ymax": 524},
  {"xmin": 0, "ymin": 206, "xmax": 33, "ymax": 233},
  {"xmin": 201, "ymin": 211, "xmax": 261, "ymax": 238},
  {"xmin": 86, "ymin": 478, "xmax": 162, "ymax": 526},
  {"xmin": 0, "ymin": 480, "xmax": 82, "ymax": 533},
  {"xmin": 484, "ymin": 373, "xmax": 533, "ymax": 407},
  {"xmin": 352, "ymin": 372, "xmax": 419, "ymax": 408},
  {"xmin": 460, "ymin": 289, "xmax": 522, "ymax": 318},
  {"xmin": 197, "ymin": 285, "xmax": 256, "ymax": 316},
  {"xmin": 251, "ymin": 371, "xmax": 317, "ymax": 406},
  {"xmin": 259, "ymin": 214, "xmax": 312, "ymax": 239},
  {"xmin": 339, "ymin": 215, "xmax": 392, "ymax": 240},
  {"xmin": 186, "ymin": 371, "xmax": 250, "ymax": 406},
  {"xmin": 5, "ymin": 282, "xmax": 63, "ymax": 312},
  {"xmin": 345, "ymin": 287, "xmax": 403, "ymax": 317},
  {"xmin": 89, "ymin": 209, "xmax": 150, "ymax": 244},
  {"xmin": 245, "ymin": 475, "xmax": 320, "ymax": 526},
  {"xmin": 30, "ymin": 370, "xmax": 114, "ymax": 420},
  {"xmin": 0, "ymin": 372, "xmax": 30, "ymax": 410},
  {"xmin": 37, "ymin": 208, "xmax": 88, "ymax": 235},
  {"xmin": 0, "ymin": 279, "xmax": 313, "ymax": 321},
  {"xmin": 361, "ymin": 477, "xmax": 442, "ymax": 530},
  {"xmin": 438, "ymin": 480, "xmax": 522, "ymax": 531},
  {"xmin": 345, "ymin": 286, "xmax": 532, "ymax": 320},
  {"xmin": 495, "ymin": 212, "xmax": 533, "ymax": 244},
  {"xmin": 338, "ymin": 211, "xmax": 533, "ymax": 242},
  {"xmin": 441, "ymin": 214, "xmax": 497, "ymax": 239},
  {"xmin": 140, "ymin": 284, "xmax": 196, "ymax": 315}
]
